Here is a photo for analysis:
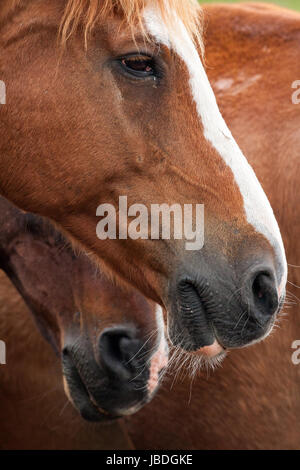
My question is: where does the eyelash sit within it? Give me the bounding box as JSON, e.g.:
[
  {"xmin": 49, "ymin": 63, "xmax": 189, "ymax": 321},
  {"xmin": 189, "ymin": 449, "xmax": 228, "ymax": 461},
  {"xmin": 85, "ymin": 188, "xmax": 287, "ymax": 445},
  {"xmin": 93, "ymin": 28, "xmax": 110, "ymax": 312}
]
[{"xmin": 118, "ymin": 54, "xmax": 162, "ymax": 80}]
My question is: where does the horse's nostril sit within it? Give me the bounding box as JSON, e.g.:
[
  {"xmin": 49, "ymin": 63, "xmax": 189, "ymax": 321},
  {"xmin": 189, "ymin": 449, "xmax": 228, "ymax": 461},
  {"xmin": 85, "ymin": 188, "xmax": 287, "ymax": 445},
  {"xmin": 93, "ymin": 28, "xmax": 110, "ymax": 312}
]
[
  {"xmin": 62, "ymin": 346, "xmax": 69, "ymax": 357},
  {"xmin": 251, "ymin": 271, "xmax": 279, "ymax": 319},
  {"xmin": 99, "ymin": 327, "xmax": 143, "ymax": 381}
]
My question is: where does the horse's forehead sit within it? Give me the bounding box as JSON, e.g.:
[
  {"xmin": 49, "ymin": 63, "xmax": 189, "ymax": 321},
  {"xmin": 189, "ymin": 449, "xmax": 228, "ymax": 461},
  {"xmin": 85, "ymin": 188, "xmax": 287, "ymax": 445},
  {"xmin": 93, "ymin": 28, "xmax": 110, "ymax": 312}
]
[{"xmin": 143, "ymin": 5, "xmax": 197, "ymax": 58}]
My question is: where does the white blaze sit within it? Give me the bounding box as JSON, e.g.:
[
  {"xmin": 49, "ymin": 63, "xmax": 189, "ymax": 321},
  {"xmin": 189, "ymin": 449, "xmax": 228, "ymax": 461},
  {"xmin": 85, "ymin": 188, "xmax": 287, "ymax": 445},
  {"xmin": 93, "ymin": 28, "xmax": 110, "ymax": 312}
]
[{"xmin": 143, "ymin": 5, "xmax": 287, "ymax": 288}]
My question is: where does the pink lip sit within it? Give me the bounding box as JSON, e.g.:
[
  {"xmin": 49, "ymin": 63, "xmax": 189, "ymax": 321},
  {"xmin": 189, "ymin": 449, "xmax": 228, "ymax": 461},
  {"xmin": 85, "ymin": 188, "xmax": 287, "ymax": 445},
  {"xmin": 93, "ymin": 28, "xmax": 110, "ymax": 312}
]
[
  {"xmin": 197, "ymin": 339, "xmax": 224, "ymax": 358},
  {"xmin": 147, "ymin": 336, "xmax": 169, "ymax": 396}
]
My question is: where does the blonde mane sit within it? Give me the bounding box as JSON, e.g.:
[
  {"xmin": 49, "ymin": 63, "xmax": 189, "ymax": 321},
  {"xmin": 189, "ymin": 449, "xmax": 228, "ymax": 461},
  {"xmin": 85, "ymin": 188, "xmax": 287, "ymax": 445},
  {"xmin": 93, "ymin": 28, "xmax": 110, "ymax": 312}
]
[
  {"xmin": 60, "ymin": 0, "xmax": 203, "ymax": 51},
  {"xmin": 1, "ymin": 1, "xmax": 203, "ymax": 52}
]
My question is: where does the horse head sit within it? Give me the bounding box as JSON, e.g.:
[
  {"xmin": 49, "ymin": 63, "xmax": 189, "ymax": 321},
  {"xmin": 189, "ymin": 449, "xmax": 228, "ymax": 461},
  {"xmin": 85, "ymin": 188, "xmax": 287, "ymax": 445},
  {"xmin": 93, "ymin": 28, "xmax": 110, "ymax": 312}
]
[
  {"xmin": 0, "ymin": 0, "xmax": 287, "ymax": 364},
  {"xmin": 0, "ymin": 196, "xmax": 167, "ymax": 421}
]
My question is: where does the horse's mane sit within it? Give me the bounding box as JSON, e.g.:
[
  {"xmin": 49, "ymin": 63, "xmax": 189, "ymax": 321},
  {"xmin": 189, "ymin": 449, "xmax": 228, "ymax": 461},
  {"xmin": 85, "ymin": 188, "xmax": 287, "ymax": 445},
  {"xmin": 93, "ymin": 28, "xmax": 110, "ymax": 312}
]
[
  {"xmin": 1, "ymin": 1, "xmax": 203, "ymax": 51},
  {"xmin": 61, "ymin": 0, "xmax": 203, "ymax": 46}
]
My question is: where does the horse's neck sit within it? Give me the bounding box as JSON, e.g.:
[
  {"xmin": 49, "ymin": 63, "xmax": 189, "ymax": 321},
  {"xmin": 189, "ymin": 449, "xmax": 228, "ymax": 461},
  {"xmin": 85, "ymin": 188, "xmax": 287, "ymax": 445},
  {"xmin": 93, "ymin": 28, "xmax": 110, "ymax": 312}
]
[{"xmin": 0, "ymin": 270, "xmax": 56, "ymax": 392}]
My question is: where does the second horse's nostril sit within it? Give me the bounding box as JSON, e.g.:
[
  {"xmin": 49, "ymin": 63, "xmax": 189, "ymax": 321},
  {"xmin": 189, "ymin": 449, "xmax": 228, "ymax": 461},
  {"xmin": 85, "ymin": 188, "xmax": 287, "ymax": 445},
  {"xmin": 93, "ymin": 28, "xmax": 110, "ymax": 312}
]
[
  {"xmin": 252, "ymin": 271, "xmax": 279, "ymax": 317},
  {"xmin": 99, "ymin": 327, "xmax": 143, "ymax": 381},
  {"xmin": 119, "ymin": 336, "xmax": 140, "ymax": 363}
]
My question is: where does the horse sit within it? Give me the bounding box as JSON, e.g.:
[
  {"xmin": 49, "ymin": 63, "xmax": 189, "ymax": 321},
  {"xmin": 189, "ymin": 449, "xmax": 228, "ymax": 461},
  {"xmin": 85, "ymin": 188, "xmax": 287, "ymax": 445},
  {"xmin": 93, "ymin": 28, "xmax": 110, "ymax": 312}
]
[
  {"xmin": 0, "ymin": 195, "xmax": 168, "ymax": 448},
  {"xmin": 0, "ymin": 270, "xmax": 134, "ymax": 450},
  {"xmin": 0, "ymin": 0, "xmax": 288, "ymax": 362},
  {"xmin": 124, "ymin": 2, "xmax": 300, "ymax": 450}
]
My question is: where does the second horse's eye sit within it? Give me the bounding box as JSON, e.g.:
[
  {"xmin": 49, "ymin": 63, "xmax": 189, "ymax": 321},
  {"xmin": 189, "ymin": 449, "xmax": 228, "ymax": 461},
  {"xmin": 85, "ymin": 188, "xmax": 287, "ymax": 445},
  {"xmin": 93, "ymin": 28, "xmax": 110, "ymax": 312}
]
[{"xmin": 120, "ymin": 55, "xmax": 156, "ymax": 78}]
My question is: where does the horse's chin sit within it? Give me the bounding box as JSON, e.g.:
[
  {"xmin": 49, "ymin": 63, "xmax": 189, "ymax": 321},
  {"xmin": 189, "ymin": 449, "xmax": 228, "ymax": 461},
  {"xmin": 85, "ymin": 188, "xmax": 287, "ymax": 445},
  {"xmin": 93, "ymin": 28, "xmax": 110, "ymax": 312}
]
[
  {"xmin": 62, "ymin": 372, "xmax": 146, "ymax": 422},
  {"xmin": 62, "ymin": 371, "xmax": 115, "ymax": 422}
]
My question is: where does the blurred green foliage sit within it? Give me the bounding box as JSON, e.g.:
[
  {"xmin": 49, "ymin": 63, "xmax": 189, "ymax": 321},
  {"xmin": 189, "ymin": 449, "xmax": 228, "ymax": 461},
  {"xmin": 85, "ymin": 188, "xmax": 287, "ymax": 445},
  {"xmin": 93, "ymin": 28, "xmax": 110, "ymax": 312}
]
[{"xmin": 201, "ymin": 0, "xmax": 300, "ymax": 11}]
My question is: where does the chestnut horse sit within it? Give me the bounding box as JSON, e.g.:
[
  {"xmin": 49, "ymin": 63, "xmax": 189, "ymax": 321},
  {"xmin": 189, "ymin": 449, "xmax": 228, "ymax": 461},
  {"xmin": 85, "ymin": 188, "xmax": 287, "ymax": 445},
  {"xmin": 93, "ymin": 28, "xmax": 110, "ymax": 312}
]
[
  {"xmin": 0, "ymin": 195, "xmax": 167, "ymax": 448},
  {"xmin": 0, "ymin": 270, "xmax": 132, "ymax": 450},
  {"xmin": 0, "ymin": 0, "xmax": 288, "ymax": 362},
  {"xmin": 125, "ymin": 3, "xmax": 300, "ymax": 450}
]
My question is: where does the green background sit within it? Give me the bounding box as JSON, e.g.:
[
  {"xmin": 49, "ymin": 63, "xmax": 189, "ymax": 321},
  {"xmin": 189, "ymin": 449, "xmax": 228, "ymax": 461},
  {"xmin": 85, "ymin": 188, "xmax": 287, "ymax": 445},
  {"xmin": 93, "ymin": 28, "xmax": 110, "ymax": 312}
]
[{"xmin": 201, "ymin": 0, "xmax": 300, "ymax": 11}]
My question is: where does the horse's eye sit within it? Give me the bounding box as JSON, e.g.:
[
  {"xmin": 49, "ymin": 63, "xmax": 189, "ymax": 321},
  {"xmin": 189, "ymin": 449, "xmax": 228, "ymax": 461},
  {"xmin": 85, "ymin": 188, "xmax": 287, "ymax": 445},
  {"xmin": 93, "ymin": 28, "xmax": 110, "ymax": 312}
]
[{"xmin": 120, "ymin": 55, "xmax": 156, "ymax": 78}]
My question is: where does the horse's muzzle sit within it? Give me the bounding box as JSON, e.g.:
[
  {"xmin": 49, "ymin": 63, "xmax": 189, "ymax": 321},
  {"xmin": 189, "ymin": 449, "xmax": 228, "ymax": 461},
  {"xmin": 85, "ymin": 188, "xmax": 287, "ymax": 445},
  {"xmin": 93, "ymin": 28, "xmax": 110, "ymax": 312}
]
[
  {"xmin": 62, "ymin": 326, "xmax": 167, "ymax": 422},
  {"xmin": 168, "ymin": 259, "xmax": 283, "ymax": 354}
]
